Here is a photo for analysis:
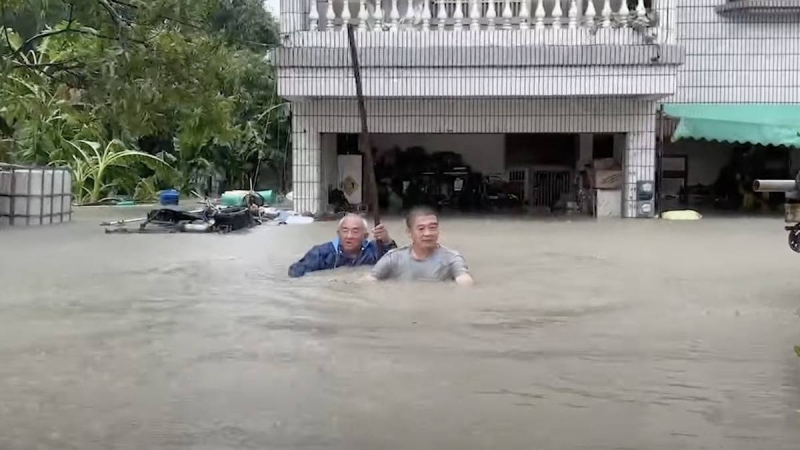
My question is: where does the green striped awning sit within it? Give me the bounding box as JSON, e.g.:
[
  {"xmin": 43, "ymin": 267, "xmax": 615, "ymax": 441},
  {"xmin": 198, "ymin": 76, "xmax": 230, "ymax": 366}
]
[{"xmin": 663, "ymin": 104, "xmax": 800, "ymax": 148}]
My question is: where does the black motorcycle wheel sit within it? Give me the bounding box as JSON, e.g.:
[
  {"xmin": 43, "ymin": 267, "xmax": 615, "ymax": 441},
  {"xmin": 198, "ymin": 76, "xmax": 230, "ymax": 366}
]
[
  {"xmin": 789, "ymin": 225, "xmax": 800, "ymax": 253},
  {"xmin": 243, "ymin": 192, "xmax": 265, "ymax": 207}
]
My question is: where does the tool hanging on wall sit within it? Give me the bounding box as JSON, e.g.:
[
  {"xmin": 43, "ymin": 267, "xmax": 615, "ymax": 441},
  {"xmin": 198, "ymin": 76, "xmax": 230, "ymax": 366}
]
[{"xmin": 346, "ymin": 24, "xmax": 381, "ymax": 227}]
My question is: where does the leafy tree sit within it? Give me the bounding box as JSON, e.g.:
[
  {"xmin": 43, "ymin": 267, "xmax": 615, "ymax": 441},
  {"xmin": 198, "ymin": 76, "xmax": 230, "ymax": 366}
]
[
  {"xmin": 0, "ymin": 0, "xmax": 289, "ymax": 202},
  {"xmin": 57, "ymin": 139, "xmax": 170, "ymax": 204}
]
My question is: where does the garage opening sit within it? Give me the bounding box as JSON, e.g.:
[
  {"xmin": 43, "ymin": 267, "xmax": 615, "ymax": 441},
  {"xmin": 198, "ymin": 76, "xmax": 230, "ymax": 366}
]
[
  {"xmin": 661, "ymin": 140, "xmax": 800, "ymax": 215},
  {"xmin": 327, "ymin": 132, "xmax": 625, "ymax": 216}
]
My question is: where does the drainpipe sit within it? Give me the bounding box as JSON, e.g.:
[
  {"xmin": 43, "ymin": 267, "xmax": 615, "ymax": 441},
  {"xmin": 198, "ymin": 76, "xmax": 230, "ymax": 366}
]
[{"xmin": 656, "ymin": 104, "xmax": 665, "ymax": 216}]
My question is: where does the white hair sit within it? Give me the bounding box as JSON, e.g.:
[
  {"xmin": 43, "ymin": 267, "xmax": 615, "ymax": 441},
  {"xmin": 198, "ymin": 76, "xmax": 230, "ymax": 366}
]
[{"xmin": 338, "ymin": 214, "xmax": 369, "ymax": 231}]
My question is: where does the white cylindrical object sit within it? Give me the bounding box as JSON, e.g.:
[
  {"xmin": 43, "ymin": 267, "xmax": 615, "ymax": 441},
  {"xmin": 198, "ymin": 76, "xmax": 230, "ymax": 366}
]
[
  {"xmin": 636, "ymin": 0, "xmax": 646, "ymax": 17},
  {"xmin": 486, "ymin": 0, "xmax": 496, "ymax": 30},
  {"xmin": 519, "ymin": 0, "xmax": 530, "ymax": 30},
  {"xmin": 374, "ymin": 0, "xmax": 385, "ymax": 30},
  {"xmin": 325, "ymin": 0, "xmax": 336, "ymax": 30},
  {"xmin": 436, "ymin": 0, "xmax": 448, "ymax": 30},
  {"xmin": 501, "ymin": 0, "xmax": 513, "ymax": 29},
  {"xmin": 341, "ymin": 0, "xmax": 352, "ymax": 31},
  {"xmin": 533, "ymin": 0, "xmax": 545, "ymax": 30},
  {"xmin": 601, "ymin": 0, "xmax": 612, "ymax": 28},
  {"xmin": 753, "ymin": 180, "xmax": 798, "ymax": 192},
  {"xmin": 552, "ymin": 0, "xmax": 563, "ymax": 29},
  {"xmin": 309, "ymin": 0, "xmax": 320, "ymax": 30},
  {"xmin": 584, "ymin": 0, "xmax": 596, "ymax": 27},
  {"xmin": 618, "ymin": 0, "xmax": 630, "ymax": 27},
  {"xmin": 469, "ymin": 0, "xmax": 482, "ymax": 30},
  {"xmin": 389, "ymin": 0, "xmax": 400, "ymax": 30},
  {"xmin": 567, "ymin": 0, "xmax": 577, "ymax": 29},
  {"xmin": 404, "ymin": 0, "xmax": 416, "ymax": 29},
  {"xmin": 453, "ymin": 0, "xmax": 464, "ymax": 30},
  {"xmin": 421, "ymin": 0, "xmax": 432, "ymax": 30},
  {"xmin": 357, "ymin": 0, "xmax": 369, "ymax": 30}
]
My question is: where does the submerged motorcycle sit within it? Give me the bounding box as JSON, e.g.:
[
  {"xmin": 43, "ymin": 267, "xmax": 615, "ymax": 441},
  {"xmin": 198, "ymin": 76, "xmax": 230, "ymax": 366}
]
[{"xmin": 753, "ymin": 173, "xmax": 800, "ymax": 253}]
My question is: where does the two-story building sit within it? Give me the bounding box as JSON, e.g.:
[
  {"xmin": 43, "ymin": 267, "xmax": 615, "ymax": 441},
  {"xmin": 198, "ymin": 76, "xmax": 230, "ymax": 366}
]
[{"xmin": 277, "ymin": 0, "xmax": 800, "ymax": 217}]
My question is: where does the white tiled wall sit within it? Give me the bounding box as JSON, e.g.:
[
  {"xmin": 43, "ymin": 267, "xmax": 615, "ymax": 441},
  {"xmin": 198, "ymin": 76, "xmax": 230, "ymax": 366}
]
[{"xmin": 670, "ymin": 0, "xmax": 800, "ymax": 103}]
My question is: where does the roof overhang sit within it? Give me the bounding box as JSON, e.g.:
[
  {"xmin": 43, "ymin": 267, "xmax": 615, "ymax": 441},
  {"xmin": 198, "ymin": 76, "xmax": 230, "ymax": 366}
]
[{"xmin": 716, "ymin": 0, "xmax": 800, "ymax": 16}]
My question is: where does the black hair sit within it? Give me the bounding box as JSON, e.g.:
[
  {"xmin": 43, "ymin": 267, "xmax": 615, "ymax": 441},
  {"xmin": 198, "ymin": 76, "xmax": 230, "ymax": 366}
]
[{"xmin": 405, "ymin": 206, "xmax": 438, "ymax": 228}]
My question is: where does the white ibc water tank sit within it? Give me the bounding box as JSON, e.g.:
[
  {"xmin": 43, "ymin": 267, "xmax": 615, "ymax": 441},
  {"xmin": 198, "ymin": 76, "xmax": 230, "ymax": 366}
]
[{"xmin": 0, "ymin": 164, "xmax": 73, "ymax": 227}]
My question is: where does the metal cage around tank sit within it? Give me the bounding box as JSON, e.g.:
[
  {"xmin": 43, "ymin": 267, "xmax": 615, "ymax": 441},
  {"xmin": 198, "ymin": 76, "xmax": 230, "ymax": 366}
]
[{"xmin": 0, "ymin": 164, "xmax": 74, "ymax": 227}]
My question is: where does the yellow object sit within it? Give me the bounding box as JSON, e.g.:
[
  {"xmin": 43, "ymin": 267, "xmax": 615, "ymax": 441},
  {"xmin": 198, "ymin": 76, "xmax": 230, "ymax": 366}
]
[{"xmin": 661, "ymin": 210, "xmax": 702, "ymax": 221}]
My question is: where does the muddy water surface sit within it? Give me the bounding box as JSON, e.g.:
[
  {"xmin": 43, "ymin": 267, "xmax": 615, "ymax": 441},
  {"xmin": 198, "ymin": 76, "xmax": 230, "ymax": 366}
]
[{"xmin": 1, "ymin": 208, "xmax": 799, "ymax": 449}]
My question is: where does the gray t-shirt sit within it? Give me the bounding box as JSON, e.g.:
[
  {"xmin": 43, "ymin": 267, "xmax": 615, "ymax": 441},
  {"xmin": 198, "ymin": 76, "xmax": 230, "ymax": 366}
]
[{"xmin": 370, "ymin": 245, "xmax": 469, "ymax": 282}]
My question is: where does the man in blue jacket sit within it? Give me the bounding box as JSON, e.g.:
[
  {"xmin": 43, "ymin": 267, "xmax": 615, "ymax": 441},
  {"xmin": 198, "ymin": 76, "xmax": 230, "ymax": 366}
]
[{"xmin": 288, "ymin": 214, "xmax": 397, "ymax": 278}]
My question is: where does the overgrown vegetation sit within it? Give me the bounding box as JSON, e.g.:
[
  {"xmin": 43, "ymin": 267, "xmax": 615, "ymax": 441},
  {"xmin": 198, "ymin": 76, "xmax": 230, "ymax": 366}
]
[{"xmin": 0, "ymin": 0, "xmax": 290, "ymax": 204}]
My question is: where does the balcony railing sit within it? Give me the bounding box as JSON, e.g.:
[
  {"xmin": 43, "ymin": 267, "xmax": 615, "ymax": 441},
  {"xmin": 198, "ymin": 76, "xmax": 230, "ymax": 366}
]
[{"xmin": 308, "ymin": 0, "xmax": 653, "ymax": 32}]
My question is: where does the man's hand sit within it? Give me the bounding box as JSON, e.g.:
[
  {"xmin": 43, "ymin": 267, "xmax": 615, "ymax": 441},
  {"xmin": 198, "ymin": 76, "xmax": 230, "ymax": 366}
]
[
  {"xmin": 372, "ymin": 224, "xmax": 391, "ymax": 244},
  {"xmin": 455, "ymin": 273, "xmax": 474, "ymax": 286}
]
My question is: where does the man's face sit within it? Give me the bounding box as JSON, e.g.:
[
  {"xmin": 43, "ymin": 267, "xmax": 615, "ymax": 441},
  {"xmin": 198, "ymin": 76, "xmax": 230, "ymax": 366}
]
[
  {"xmin": 408, "ymin": 214, "xmax": 439, "ymax": 250},
  {"xmin": 337, "ymin": 216, "xmax": 367, "ymax": 254}
]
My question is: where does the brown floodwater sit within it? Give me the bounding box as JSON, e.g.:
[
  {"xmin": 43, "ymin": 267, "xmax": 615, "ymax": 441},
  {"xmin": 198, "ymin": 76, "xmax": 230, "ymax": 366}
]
[{"xmin": 1, "ymin": 207, "xmax": 799, "ymax": 449}]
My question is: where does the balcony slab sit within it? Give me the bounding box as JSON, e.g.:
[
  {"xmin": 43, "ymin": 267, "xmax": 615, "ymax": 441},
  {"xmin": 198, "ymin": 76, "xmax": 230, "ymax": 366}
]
[
  {"xmin": 279, "ymin": 64, "xmax": 679, "ymax": 99},
  {"xmin": 277, "ymin": 41, "xmax": 684, "ymax": 68},
  {"xmin": 716, "ymin": 0, "xmax": 800, "ymax": 16}
]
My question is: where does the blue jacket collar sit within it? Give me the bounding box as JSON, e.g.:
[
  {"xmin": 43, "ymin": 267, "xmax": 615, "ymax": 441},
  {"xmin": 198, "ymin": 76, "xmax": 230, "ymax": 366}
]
[{"xmin": 330, "ymin": 238, "xmax": 369, "ymax": 254}]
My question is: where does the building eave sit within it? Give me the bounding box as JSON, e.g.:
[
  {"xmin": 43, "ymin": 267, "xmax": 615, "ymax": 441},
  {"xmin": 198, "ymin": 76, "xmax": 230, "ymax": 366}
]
[{"xmin": 716, "ymin": 0, "xmax": 800, "ymax": 16}]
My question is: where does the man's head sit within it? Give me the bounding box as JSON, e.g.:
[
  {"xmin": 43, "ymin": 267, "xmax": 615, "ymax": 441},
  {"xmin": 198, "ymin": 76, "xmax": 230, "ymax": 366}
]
[
  {"xmin": 337, "ymin": 214, "xmax": 369, "ymax": 254},
  {"xmin": 405, "ymin": 206, "xmax": 439, "ymax": 250}
]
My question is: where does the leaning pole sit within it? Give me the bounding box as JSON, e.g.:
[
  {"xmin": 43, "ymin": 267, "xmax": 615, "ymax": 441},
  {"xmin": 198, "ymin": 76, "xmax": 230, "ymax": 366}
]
[{"xmin": 346, "ymin": 24, "xmax": 381, "ymax": 226}]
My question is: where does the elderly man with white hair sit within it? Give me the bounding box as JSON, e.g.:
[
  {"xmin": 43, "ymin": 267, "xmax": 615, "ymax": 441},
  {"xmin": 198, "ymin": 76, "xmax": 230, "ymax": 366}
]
[{"xmin": 288, "ymin": 214, "xmax": 396, "ymax": 278}]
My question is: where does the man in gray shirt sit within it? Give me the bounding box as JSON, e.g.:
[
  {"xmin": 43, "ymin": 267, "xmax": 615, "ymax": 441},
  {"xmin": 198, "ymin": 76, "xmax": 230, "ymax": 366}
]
[{"xmin": 367, "ymin": 206, "xmax": 474, "ymax": 286}]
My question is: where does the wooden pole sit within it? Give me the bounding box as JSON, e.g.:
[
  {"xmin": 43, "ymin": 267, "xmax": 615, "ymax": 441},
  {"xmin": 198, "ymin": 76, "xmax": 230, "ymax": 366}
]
[{"xmin": 346, "ymin": 24, "xmax": 381, "ymax": 226}]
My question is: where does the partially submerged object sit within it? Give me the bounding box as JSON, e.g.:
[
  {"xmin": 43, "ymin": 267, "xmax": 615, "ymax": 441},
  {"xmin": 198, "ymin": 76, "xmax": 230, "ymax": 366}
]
[
  {"xmin": 274, "ymin": 210, "xmax": 314, "ymax": 225},
  {"xmin": 220, "ymin": 190, "xmax": 277, "ymax": 207},
  {"xmin": 103, "ymin": 193, "xmax": 315, "ymax": 234},
  {"xmin": 104, "ymin": 205, "xmax": 254, "ymax": 234},
  {"xmin": 661, "ymin": 210, "xmax": 702, "ymax": 221},
  {"xmin": 0, "ymin": 164, "xmax": 73, "ymax": 226},
  {"xmin": 753, "ymin": 176, "xmax": 800, "ymax": 253},
  {"xmin": 158, "ymin": 189, "xmax": 180, "ymax": 206}
]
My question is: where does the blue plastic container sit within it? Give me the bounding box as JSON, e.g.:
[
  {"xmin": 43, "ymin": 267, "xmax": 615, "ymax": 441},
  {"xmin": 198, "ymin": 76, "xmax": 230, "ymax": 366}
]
[{"xmin": 158, "ymin": 189, "xmax": 180, "ymax": 206}]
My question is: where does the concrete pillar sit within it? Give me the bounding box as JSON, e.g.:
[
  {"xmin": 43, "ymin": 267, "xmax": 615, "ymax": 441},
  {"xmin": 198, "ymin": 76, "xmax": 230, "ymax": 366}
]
[
  {"xmin": 320, "ymin": 133, "xmax": 339, "ymax": 194},
  {"xmin": 613, "ymin": 133, "xmax": 625, "ymax": 162},
  {"xmin": 281, "ymin": 0, "xmax": 309, "ymax": 34},
  {"xmin": 578, "ymin": 133, "xmax": 593, "ymax": 168},
  {"xmin": 622, "ymin": 130, "xmax": 656, "ymax": 218},
  {"xmin": 292, "ymin": 120, "xmax": 324, "ymax": 214}
]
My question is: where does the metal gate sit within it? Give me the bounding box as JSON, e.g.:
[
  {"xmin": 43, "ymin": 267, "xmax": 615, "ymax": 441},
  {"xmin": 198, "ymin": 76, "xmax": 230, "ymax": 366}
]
[{"xmin": 532, "ymin": 169, "xmax": 574, "ymax": 210}]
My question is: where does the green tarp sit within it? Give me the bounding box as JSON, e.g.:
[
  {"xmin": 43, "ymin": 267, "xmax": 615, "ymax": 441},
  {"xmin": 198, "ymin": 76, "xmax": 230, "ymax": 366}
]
[{"xmin": 663, "ymin": 104, "xmax": 800, "ymax": 148}]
